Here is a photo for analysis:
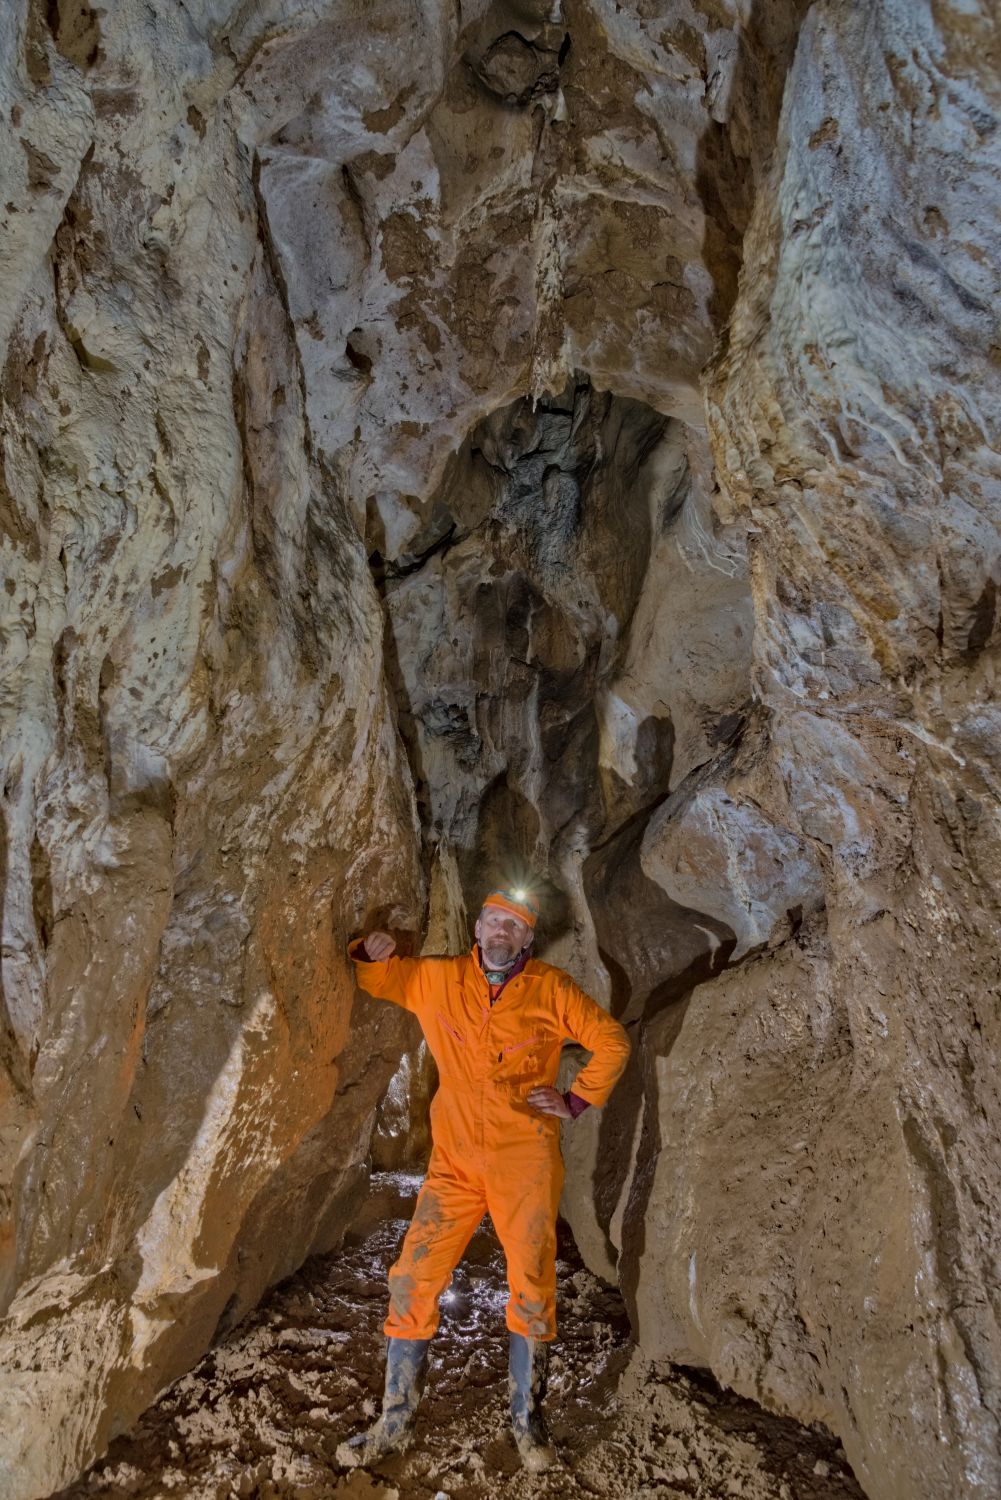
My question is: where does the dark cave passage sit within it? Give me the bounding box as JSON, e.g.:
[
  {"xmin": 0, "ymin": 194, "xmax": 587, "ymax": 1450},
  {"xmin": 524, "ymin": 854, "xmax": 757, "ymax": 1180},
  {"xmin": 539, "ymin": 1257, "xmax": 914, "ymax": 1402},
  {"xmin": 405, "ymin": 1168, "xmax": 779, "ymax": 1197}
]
[{"xmin": 368, "ymin": 373, "xmax": 768, "ymax": 985}]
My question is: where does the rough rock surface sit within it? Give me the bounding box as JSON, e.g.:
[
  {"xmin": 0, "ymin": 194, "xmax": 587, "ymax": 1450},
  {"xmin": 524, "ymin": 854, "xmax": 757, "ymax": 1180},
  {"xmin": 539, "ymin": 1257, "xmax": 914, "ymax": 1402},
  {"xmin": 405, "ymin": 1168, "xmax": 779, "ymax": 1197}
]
[
  {"xmin": 0, "ymin": 2, "xmax": 427, "ymax": 1493},
  {"xmin": 1, "ymin": 3, "xmax": 999, "ymax": 1500}
]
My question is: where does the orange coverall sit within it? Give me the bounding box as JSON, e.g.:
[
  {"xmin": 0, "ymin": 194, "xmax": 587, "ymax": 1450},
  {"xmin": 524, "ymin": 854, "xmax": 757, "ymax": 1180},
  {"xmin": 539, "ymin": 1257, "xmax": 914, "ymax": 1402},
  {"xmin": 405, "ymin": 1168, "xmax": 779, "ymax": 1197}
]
[{"xmin": 349, "ymin": 940, "xmax": 630, "ymax": 1341}]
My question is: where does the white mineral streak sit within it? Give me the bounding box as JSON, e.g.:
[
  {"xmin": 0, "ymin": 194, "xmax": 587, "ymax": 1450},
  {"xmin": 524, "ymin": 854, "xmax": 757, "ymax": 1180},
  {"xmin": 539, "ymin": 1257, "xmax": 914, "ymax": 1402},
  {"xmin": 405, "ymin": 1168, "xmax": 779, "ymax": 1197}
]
[{"xmin": 133, "ymin": 991, "xmax": 279, "ymax": 1310}]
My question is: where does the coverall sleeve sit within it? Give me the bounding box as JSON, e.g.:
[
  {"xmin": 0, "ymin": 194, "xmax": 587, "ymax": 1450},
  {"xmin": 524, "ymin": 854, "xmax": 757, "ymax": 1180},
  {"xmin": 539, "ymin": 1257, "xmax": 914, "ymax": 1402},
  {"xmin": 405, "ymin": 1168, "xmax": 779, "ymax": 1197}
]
[
  {"xmin": 558, "ymin": 978, "xmax": 631, "ymax": 1108},
  {"xmin": 347, "ymin": 937, "xmax": 425, "ymax": 1014}
]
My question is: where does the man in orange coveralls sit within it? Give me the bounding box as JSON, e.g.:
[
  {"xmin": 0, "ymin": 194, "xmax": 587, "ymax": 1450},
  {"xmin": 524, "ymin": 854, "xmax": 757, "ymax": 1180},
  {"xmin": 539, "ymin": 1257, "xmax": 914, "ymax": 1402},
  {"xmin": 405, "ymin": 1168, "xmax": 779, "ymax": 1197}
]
[{"xmin": 338, "ymin": 888, "xmax": 630, "ymax": 1472}]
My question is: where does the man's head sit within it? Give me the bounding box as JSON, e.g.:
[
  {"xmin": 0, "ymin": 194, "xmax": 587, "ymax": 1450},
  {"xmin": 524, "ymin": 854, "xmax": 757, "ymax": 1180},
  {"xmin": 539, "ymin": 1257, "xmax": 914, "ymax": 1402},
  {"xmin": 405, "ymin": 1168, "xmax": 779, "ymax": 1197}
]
[{"xmin": 475, "ymin": 887, "xmax": 539, "ymax": 971}]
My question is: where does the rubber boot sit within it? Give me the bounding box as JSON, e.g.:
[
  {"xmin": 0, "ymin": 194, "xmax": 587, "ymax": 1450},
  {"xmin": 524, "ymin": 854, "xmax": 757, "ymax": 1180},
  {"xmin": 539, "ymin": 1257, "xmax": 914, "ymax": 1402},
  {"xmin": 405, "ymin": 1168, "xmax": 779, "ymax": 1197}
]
[
  {"xmin": 336, "ymin": 1336, "xmax": 430, "ymax": 1467},
  {"xmin": 509, "ymin": 1332, "xmax": 557, "ymax": 1472}
]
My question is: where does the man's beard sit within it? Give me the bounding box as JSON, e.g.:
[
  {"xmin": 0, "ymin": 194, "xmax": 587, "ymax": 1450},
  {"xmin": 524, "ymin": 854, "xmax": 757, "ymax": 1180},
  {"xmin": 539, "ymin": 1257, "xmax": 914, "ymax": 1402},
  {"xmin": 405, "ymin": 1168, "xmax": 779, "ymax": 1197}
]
[{"xmin": 482, "ymin": 938, "xmax": 519, "ymax": 969}]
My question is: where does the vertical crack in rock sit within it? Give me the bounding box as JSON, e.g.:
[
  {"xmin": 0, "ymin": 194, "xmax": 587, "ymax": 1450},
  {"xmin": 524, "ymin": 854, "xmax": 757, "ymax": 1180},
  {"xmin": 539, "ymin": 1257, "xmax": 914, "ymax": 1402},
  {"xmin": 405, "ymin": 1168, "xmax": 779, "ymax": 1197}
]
[
  {"xmin": 249, "ymin": 149, "xmax": 315, "ymax": 460},
  {"xmin": 692, "ymin": 0, "xmax": 815, "ymax": 336}
]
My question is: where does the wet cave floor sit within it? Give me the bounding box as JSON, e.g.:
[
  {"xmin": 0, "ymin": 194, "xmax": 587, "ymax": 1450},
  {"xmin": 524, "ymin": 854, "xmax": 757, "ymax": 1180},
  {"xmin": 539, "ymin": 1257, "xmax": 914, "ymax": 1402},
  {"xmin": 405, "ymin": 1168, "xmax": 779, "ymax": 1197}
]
[{"xmin": 58, "ymin": 1175, "xmax": 866, "ymax": 1500}]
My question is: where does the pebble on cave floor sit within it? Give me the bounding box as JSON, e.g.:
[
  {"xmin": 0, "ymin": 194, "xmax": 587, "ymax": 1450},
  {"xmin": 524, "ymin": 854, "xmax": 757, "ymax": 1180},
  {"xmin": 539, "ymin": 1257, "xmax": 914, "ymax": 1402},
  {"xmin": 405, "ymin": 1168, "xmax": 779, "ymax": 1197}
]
[{"xmin": 56, "ymin": 1175, "xmax": 866, "ymax": 1500}]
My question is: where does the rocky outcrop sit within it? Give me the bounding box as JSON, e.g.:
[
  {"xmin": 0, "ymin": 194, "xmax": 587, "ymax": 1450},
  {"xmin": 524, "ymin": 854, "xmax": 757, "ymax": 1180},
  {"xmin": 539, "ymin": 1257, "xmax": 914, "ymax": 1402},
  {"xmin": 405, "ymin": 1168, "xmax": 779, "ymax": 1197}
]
[
  {"xmin": 0, "ymin": 4, "xmax": 424, "ymax": 1492},
  {"xmin": 1, "ymin": 2, "xmax": 999, "ymax": 1499},
  {"xmin": 563, "ymin": 9, "xmax": 1001, "ymax": 1500}
]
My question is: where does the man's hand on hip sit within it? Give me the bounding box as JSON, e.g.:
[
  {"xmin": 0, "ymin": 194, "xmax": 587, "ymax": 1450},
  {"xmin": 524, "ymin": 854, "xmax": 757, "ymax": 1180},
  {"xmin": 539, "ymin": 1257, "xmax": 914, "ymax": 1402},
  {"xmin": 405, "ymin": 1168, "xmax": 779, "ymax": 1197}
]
[
  {"xmin": 364, "ymin": 930, "xmax": 397, "ymax": 961},
  {"xmin": 528, "ymin": 1087, "xmax": 572, "ymax": 1120}
]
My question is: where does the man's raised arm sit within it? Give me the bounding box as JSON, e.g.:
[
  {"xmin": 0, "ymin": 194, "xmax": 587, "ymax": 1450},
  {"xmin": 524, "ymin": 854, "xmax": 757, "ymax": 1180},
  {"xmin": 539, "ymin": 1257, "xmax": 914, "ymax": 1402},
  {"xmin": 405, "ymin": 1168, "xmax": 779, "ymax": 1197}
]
[{"xmin": 348, "ymin": 929, "xmax": 423, "ymax": 1012}]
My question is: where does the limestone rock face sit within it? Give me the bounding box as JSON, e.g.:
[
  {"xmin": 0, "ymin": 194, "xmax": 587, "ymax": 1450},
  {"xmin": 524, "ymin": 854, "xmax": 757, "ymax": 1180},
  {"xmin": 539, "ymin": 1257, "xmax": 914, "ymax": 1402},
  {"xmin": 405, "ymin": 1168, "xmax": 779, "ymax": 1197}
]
[
  {"xmin": 0, "ymin": 3, "xmax": 424, "ymax": 1493},
  {"xmin": 568, "ymin": 10, "xmax": 1001, "ymax": 1500},
  {"xmin": 1, "ymin": 3, "xmax": 999, "ymax": 1500}
]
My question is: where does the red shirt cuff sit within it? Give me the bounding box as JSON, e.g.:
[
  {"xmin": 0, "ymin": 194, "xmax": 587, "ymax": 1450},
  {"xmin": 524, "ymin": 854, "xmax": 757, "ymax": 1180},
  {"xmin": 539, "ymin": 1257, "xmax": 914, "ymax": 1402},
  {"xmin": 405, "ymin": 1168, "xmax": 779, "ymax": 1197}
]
[{"xmin": 564, "ymin": 1091, "xmax": 591, "ymax": 1119}]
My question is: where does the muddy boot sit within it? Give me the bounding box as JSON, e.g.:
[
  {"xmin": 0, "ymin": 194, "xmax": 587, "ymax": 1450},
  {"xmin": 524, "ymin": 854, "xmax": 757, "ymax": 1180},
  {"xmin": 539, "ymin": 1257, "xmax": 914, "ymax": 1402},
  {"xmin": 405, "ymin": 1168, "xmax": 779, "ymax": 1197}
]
[
  {"xmin": 336, "ymin": 1336, "xmax": 430, "ymax": 1467},
  {"xmin": 509, "ymin": 1332, "xmax": 557, "ymax": 1472}
]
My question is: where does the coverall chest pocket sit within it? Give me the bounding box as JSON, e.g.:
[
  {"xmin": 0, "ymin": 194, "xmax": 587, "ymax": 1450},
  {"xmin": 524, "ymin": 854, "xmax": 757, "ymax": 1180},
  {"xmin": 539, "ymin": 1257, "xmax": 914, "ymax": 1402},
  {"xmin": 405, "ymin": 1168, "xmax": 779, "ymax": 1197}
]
[
  {"xmin": 436, "ymin": 1010, "xmax": 465, "ymax": 1045},
  {"xmin": 497, "ymin": 1034, "xmax": 544, "ymax": 1078},
  {"xmin": 502, "ymin": 1035, "xmax": 541, "ymax": 1057}
]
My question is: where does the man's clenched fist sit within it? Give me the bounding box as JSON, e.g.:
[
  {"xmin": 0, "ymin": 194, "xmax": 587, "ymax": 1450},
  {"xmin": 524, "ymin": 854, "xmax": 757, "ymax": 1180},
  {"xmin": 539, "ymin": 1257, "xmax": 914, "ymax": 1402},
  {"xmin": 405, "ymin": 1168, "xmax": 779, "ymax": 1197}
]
[{"xmin": 364, "ymin": 930, "xmax": 397, "ymax": 961}]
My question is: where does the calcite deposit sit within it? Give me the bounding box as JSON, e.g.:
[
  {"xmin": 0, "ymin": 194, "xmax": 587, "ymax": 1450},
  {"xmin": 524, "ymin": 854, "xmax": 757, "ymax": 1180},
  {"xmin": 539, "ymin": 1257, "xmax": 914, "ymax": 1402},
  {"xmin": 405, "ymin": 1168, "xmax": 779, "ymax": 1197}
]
[{"xmin": 1, "ymin": 3, "xmax": 999, "ymax": 1500}]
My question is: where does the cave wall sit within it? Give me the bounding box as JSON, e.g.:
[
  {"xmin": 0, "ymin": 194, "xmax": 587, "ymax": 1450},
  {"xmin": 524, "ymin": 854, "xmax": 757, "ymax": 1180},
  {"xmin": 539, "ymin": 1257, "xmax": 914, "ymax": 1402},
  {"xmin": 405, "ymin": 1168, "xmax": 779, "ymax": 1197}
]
[
  {"xmin": 688, "ymin": 8, "xmax": 1001, "ymax": 1495},
  {"xmin": 567, "ymin": 9, "xmax": 1001, "ymax": 1500},
  {"xmin": 0, "ymin": 3, "xmax": 428, "ymax": 1493},
  {"xmin": 1, "ymin": 3, "xmax": 1000, "ymax": 1500}
]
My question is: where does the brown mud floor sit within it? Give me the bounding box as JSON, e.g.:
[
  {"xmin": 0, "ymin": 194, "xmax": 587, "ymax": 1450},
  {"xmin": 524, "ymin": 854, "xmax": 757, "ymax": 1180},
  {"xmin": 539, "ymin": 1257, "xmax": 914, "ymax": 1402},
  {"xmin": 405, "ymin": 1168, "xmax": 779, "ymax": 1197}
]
[{"xmin": 58, "ymin": 1174, "xmax": 866, "ymax": 1500}]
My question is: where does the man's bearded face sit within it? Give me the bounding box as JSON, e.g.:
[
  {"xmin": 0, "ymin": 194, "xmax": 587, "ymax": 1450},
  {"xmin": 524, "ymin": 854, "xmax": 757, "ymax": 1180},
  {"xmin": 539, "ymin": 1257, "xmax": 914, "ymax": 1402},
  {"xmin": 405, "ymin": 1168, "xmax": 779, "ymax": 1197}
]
[{"xmin": 475, "ymin": 904, "xmax": 532, "ymax": 968}]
